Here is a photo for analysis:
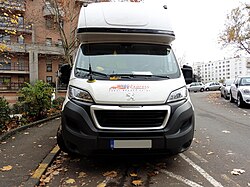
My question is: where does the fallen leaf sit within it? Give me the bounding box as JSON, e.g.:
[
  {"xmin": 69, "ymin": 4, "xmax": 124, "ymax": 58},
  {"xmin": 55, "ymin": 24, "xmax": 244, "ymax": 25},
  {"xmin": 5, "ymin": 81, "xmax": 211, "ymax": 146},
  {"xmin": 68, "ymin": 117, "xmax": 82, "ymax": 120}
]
[
  {"xmin": 43, "ymin": 176, "xmax": 51, "ymax": 183},
  {"xmin": 207, "ymin": 152, "xmax": 214, "ymax": 155},
  {"xmin": 65, "ymin": 178, "xmax": 76, "ymax": 184},
  {"xmin": 0, "ymin": 165, "xmax": 13, "ymax": 171},
  {"xmin": 52, "ymin": 171, "xmax": 60, "ymax": 175},
  {"xmin": 130, "ymin": 173, "xmax": 138, "ymax": 177},
  {"xmin": 222, "ymin": 130, "xmax": 231, "ymax": 134},
  {"xmin": 24, "ymin": 132, "xmax": 29, "ymax": 135},
  {"xmin": 103, "ymin": 171, "xmax": 117, "ymax": 178},
  {"xmin": 78, "ymin": 172, "xmax": 86, "ymax": 178},
  {"xmin": 231, "ymin": 169, "xmax": 245, "ymax": 175},
  {"xmin": 132, "ymin": 180, "xmax": 143, "ymax": 186},
  {"xmin": 97, "ymin": 182, "xmax": 106, "ymax": 187},
  {"xmin": 147, "ymin": 170, "xmax": 159, "ymax": 177},
  {"xmin": 38, "ymin": 145, "xmax": 42, "ymax": 148},
  {"xmin": 247, "ymin": 183, "xmax": 250, "ymax": 186}
]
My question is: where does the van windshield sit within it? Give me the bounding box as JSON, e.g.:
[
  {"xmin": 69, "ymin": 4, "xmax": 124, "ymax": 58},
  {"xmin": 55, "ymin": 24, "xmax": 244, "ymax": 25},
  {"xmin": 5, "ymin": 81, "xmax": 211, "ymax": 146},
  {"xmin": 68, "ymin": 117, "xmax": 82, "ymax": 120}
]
[{"xmin": 75, "ymin": 43, "xmax": 180, "ymax": 79}]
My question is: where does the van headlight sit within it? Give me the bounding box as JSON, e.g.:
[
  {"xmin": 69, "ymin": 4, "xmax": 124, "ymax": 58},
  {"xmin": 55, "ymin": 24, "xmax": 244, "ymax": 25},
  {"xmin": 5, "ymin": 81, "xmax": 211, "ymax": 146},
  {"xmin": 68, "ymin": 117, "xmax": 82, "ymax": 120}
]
[
  {"xmin": 68, "ymin": 86, "xmax": 94, "ymax": 103},
  {"xmin": 167, "ymin": 87, "xmax": 187, "ymax": 103}
]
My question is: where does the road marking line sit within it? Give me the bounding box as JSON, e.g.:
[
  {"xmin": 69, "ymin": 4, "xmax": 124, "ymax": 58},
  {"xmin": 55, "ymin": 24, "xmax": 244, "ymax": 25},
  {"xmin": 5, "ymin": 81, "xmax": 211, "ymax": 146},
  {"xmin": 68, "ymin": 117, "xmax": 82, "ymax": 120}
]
[
  {"xmin": 51, "ymin": 145, "xmax": 60, "ymax": 154},
  {"xmin": 189, "ymin": 151, "xmax": 208, "ymax": 163},
  {"xmin": 160, "ymin": 169, "xmax": 203, "ymax": 187},
  {"xmin": 221, "ymin": 174, "xmax": 241, "ymax": 187},
  {"xmin": 180, "ymin": 153, "xmax": 224, "ymax": 187},
  {"xmin": 31, "ymin": 163, "xmax": 48, "ymax": 179}
]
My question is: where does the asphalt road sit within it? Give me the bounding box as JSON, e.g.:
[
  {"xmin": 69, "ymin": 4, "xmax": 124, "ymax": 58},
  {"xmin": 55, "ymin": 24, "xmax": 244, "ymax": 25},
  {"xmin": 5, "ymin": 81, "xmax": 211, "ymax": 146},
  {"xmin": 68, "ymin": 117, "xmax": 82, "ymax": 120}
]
[{"xmin": 38, "ymin": 91, "xmax": 250, "ymax": 187}]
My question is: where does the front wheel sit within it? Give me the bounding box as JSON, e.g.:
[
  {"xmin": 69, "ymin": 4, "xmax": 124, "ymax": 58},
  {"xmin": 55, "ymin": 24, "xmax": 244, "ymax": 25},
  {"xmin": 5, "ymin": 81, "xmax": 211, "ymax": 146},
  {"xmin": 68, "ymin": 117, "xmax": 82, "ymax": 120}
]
[
  {"xmin": 200, "ymin": 88, "xmax": 204, "ymax": 92},
  {"xmin": 237, "ymin": 94, "xmax": 245, "ymax": 108},
  {"xmin": 205, "ymin": 88, "xmax": 210, "ymax": 91},
  {"xmin": 57, "ymin": 127, "xmax": 75, "ymax": 155}
]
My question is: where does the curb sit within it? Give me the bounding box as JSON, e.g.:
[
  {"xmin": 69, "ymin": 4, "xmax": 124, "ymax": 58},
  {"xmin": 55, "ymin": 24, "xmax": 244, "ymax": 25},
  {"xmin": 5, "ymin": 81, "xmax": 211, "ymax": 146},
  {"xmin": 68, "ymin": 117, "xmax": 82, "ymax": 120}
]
[
  {"xmin": 22, "ymin": 145, "xmax": 61, "ymax": 187},
  {"xmin": 0, "ymin": 113, "xmax": 61, "ymax": 142}
]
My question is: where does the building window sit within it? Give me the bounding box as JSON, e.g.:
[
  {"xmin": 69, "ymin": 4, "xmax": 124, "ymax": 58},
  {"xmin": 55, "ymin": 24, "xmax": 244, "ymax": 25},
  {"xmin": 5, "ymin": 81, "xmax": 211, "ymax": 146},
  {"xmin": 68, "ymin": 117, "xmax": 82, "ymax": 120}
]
[
  {"xmin": 46, "ymin": 76, "xmax": 52, "ymax": 83},
  {"xmin": 17, "ymin": 57, "xmax": 24, "ymax": 71},
  {"xmin": 46, "ymin": 58, "xmax": 52, "ymax": 72},
  {"xmin": 59, "ymin": 20, "xmax": 64, "ymax": 29},
  {"xmin": 18, "ymin": 35, "xmax": 24, "ymax": 44},
  {"xmin": 45, "ymin": 17, "xmax": 53, "ymax": 29},
  {"xmin": 18, "ymin": 16, "xmax": 24, "ymax": 28},
  {"xmin": 0, "ymin": 76, "xmax": 11, "ymax": 85},
  {"xmin": 45, "ymin": 38, "xmax": 52, "ymax": 46},
  {"xmin": 0, "ymin": 57, "xmax": 11, "ymax": 70},
  {"xmin": 0, "ymin": 34, "xmax": 11, "ymax": 44},
  {"xmin": 56, "ymin": 39, "xmax": 63, "ymax": 46}
]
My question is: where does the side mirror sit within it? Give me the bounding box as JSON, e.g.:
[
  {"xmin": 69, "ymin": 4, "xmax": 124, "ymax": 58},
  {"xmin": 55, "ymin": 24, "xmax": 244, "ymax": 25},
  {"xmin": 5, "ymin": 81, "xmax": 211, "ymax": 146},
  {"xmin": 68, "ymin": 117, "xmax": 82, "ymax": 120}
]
[
  {"xmin": 181, "ymin": 65, "xmax": 193, "ymax": 84},
  {"xmin": 59, "ymin": 64, "xmax": 71, "ymax": 84}
]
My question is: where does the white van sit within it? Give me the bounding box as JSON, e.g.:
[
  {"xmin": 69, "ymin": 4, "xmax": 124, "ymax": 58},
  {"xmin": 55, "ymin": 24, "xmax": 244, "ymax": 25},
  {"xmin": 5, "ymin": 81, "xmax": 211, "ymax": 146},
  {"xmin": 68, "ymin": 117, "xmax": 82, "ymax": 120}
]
[{"xmin": 57, "ymin": 2, "xmax": 195, "ymax": 156}]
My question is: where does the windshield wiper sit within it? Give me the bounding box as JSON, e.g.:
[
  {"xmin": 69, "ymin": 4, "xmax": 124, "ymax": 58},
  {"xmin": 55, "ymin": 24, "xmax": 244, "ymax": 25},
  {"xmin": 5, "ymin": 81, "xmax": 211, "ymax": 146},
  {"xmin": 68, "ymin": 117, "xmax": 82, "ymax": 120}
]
[
  {"xmin": 109, "ymin": 73, "xmax": 170, "ymax": 79},
  {"xmin": 148, "ymin": 75, "xmax": 170, "ymax": 79},
  {"xmin": 76, "ymin": 67, "xmax": 108, "ymax": 78}
]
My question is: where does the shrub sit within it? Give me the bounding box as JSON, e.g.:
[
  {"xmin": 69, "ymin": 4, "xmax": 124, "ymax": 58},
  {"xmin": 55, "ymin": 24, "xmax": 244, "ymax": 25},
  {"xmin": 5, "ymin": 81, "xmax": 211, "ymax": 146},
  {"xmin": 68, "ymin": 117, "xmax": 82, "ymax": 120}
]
[
  {"xmin": 52, "ymin": 97, "xmax": 65, "ymax": 110},
  {"xmin": 0, "ymin": 97, "xmax": 11, "ymax": 131},
  {"xmin": 17, "ymin": 80, "xmax": 54, "ymax": 121}
]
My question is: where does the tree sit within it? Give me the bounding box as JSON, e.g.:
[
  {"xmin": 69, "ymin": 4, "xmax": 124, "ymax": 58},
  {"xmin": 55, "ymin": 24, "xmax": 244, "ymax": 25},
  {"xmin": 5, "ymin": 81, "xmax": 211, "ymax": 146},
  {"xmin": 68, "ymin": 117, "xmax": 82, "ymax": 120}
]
[
  {"xmin": 219, "ymin": 4, "xmax": 250, "ymax": 55},
  {"xmin": 41, "ymin": 0, "xmax": 80, "ymax": 65},
  {"xmin": 0, "ymin": 0, "xmax": 21, "ymax": 62},
  {"xmin": 17, "ymin": 80, "xmax": 53, "ymax": 120}
]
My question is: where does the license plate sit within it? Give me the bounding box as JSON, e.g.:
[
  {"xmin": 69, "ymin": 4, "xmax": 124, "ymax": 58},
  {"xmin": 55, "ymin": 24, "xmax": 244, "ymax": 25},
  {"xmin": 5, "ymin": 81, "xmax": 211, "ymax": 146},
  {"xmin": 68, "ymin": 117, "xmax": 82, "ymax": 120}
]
[{"xmin": 110, "ymin": 140, "xmax": 152, "ymax": 149}]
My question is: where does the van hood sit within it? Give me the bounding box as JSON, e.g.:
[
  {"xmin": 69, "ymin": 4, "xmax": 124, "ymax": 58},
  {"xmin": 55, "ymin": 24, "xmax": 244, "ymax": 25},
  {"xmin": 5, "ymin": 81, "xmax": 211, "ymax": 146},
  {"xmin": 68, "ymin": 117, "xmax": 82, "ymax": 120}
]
[{"xmin": 69, "ymin": 78, "xmax": 186, "ymax": 105}]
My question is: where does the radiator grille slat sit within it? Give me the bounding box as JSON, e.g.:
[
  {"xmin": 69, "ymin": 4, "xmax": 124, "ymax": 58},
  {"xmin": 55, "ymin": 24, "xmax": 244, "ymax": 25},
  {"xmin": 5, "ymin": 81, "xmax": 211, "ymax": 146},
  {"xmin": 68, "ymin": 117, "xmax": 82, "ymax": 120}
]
[{"xmin": 95, "ymin": 110, "xmax": 167, "ymax": 128}]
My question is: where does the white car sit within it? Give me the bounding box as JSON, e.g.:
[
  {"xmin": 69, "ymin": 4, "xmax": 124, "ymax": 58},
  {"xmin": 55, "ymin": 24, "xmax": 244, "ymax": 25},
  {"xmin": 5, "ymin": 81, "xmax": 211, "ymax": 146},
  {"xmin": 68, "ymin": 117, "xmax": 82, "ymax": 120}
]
[
  {"xmin": 204, "ymin": 82, "xmax": 222, "ymax": 91},
  {"xmin": 230, "ymin": 76, "xmax": 250, "ymax": 107},
  {"xmin": 220, "ymin": 79, "xmax": 234, "ymax": 99},
  {"xmin": 187, "ymin": 82, "xmax": 205, "ymax": 92}
]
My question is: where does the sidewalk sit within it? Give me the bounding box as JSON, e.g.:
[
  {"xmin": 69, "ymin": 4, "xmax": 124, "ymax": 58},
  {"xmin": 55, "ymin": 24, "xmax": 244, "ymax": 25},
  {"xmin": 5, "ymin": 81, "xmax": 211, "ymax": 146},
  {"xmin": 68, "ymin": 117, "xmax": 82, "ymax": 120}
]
[{"xmin": 0, "ymin": 117, "xmax": 60, "ymax": 187}]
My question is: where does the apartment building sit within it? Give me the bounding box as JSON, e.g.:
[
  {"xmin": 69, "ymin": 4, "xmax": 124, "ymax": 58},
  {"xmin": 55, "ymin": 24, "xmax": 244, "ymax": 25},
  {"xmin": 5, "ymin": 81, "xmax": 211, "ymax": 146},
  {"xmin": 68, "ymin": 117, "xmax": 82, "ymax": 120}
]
[
  {"xmin": 0, "ymin": 0, "xmax": 83, "ymax": 103},
  {"xmin": 193, "ymin": 57, "xmax": 250, "ymax": 83}
]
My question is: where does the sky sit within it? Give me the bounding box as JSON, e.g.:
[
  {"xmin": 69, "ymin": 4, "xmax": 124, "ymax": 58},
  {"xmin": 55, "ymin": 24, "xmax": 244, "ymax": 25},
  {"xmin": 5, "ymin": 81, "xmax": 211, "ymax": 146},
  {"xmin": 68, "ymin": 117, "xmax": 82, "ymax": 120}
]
[{"xmin": 144, "ymin": 0, "xmax": 249, "ymax": 64}]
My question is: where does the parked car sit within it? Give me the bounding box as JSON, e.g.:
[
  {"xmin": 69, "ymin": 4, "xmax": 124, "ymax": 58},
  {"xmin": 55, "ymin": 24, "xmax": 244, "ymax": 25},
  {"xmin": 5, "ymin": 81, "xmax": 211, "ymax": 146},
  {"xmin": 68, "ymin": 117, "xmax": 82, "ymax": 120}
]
[
  {"xmin": 204, "ymin": 82, "xmax": 221, "ymax": 91},
  {"xmin": 187, "ymin": 82, "xmax": 205, "ymax": 92},
  {"xmin": 230, "ymin": 76, "xmax": 250, "ymax": 107},
  {"xmin": 220, "ymin": 79, "xmax": 234, "ymax": 99}
]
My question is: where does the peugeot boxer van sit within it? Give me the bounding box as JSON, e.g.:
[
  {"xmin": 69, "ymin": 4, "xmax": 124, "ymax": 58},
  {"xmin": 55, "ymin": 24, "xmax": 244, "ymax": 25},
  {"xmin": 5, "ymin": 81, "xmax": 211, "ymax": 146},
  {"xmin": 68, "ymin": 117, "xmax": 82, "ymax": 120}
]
[{"xmin": 57, "ymin": 2, "xmax": 195, "ymax": 156}]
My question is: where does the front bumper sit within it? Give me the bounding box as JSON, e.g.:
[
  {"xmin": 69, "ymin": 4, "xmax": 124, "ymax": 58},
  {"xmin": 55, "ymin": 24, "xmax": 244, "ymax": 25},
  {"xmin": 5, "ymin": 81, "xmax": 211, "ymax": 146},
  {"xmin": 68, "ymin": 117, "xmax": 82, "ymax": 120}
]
[
  {"xmin": 242, "ymin": 94, "xmax": 250, "ymax": 104},
  {"xmin": 60, "ymin": 99, "xmax": 195, "ymax": 155}
]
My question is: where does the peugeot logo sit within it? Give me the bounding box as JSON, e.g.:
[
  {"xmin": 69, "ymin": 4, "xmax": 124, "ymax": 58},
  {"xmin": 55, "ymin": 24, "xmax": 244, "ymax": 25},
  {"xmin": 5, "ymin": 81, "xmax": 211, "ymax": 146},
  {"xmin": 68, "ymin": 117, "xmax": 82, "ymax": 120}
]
[{"xmin": 126, "ymin": 93, "xmax": 135, "ymax": 101}]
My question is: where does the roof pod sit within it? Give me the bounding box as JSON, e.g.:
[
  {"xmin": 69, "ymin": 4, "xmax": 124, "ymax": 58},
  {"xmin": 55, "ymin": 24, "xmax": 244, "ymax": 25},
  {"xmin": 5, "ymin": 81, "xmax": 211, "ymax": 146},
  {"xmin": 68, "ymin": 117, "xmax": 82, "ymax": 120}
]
[{"xmin": 77, "ymin": 2, "xmax": 175, "ymax": 45}]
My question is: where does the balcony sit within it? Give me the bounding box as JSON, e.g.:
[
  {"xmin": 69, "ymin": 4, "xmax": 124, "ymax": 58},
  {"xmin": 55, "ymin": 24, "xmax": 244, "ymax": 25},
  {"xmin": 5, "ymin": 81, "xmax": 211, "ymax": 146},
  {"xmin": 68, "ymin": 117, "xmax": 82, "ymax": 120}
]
[
  {"xmin": 0, "ymin": 82, "xmax": 26, "ymax": 91},
  {"xmin": 5, "ymin": 43, "xmax": 64, "ymax": 55},
  {"xmin": 0, "ymin": 64, "xmax": 29, "ymax": 74},
  {"xmin": 43, "ymin": 2, "xmax": 64, "ymax": 17},
  {"xmin": 0, "ymin": 17, "xmax": 33, "ymax": 34},
  {"xmin": 0, "ymin": 0, "xmax": 26, "ymax": 12}
]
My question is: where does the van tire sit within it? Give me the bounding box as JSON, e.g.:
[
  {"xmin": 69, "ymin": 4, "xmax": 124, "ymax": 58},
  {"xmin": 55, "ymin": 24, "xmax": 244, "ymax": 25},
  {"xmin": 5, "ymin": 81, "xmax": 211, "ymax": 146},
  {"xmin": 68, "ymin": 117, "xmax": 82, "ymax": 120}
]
[{"xmin": 57, "ymin": 127, "xmax": 72, "ymax": 155}]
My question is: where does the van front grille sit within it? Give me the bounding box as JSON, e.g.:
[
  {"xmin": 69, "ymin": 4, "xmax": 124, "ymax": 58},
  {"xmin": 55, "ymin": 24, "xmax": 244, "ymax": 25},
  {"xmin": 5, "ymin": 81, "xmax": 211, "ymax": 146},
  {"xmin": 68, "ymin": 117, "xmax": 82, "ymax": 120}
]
[{"xmin": 94, "ymin": 110, "xmax": 167, "ymax": 129}]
